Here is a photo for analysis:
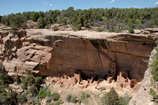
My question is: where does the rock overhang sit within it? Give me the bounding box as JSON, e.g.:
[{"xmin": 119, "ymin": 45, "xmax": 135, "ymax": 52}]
[{"xmin": 0, "ymin": 29, "xmax": 157, "ymax": 82}]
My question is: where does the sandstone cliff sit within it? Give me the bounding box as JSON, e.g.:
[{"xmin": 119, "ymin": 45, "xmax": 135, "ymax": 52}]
[
  {"xmin": 129, "ymin": 46, "xmax": 158, "ymax": 105},
  {"xmin": 0, "ymin": 29, "xmax": 157, "ymax": 83}
]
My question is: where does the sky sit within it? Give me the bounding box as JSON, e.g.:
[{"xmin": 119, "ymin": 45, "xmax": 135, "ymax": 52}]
[{"xmin": 0, "ymin": 0, "xmax": 158, "ymax": 16}]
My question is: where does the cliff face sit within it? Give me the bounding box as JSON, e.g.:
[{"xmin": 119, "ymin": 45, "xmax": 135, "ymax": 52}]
[
  {"xmin": 0, "ymin": 29, "xmax": 156, "ymax": 82},
  {"xmin": 129, "ymin": 47, "xmax": 157, "ymax": 105}
]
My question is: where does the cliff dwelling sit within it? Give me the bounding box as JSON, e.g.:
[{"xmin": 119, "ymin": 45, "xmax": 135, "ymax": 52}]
[{"xmin": 0, "ymin": 28, "xmax": 157, "ymax": 94}]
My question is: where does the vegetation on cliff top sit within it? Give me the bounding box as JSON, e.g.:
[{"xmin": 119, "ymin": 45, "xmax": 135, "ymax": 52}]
[{"xmin": 0, "ymin": 7, "xmax": 158, "ymax": 32}]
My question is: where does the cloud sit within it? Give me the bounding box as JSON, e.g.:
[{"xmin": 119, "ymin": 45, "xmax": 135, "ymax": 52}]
[
  {"xmin": 155, "ymin": 2, "xmax": 158, "ymax": 6},
  {"xmin": 42, "ymin": 2, "xmax": 47, "ymax": 6},
  {"xmin": 109, "ymin": 0, "xmax": 115, "ymax": 3},
  {"xmin": 50, "ymin": 4, "xmax": 53, "ymax": 6},
  {"xmin": 133, "ymin": 6, "xmax": 137, "ymax": 8}
]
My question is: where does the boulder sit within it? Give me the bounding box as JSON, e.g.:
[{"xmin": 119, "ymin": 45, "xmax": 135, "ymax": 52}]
[{"xmin": 23, "ymin": 61, "xmax": 39, "ymax": 70}]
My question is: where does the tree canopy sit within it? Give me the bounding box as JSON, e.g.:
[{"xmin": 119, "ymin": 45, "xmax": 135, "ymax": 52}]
[{"xmin": 1, "ymin": 7, "xmax": 158, "ymax": 31}]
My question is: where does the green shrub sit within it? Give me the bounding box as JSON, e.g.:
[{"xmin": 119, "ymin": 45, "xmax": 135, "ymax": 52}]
[
  {"xmin": 38, "ymin": 88, "xmax": 46, "ymax": 98},
  {"xmin": 21, "ymin": 72, "xmax": 43, "ymax": 91},
  {"xmin": 21, "ymin": 84, "xmax": 27, "ymax": 90},
  {"xmin": 78, "ymin": 99, "xmax": 82, "ymax": 104},
  {"xmin": 17, "ymin": 95, "xmax": 27, "ymax": 103},
  {"xmin": 109, "ymin": 29, "xmax": 114, "ymax": 32},
  {"xmin": 119, "ymin": 93, "xmax": 132, "ymax": 105},
  {"xmin": 150, "ymin": 88, "xmax": 156, "ymax": 96},
  {"xmin": 66, "ymin": 94, "xmax": 71, "ymax": 102},
  {"xmin": 123, "ymin": 26, "xmax": 128, "ymax": 30},
  {"xmin": 38, "ymin": 88, "xmax": 51, "ymax": 98},
  {"xmin": 101, "ymin": 87, "xmax": 120, "ymax": 105},
  {"xmin": 70, "ymin": 95, "xmax": 77, "ymax": 103},
  {"xmin": 114, "ymin": 28, "xmax": 120, "ymax": 33},
  {"xmin": 52, "ymin": 92, "xmax": 60, "ymax": 101},
  {"xmin": 76, "ymin": 24, "xmax": 82, "ymax": 30},
  {"xmin": 0, "ymin": 73, "xmax": 11, "ymax": 85},
  {"xmin": 80, "ymin": 92, "xmax": 90, "ymax": 100},
  {"xmin": 37, "ymin": 102, "xmax": 41, "ymax": 105},
  {"xmin": 52, "ymin": 26, "xmax": 58, "ymax": 31},
  {"xmin": 65, "ymin": 25, "xmax": 69, "ymax": 28},
  {"xmin": 72, "ymin": 27, "xmax": 77, "ymax": 31},
  {"xmin": 21, "ymin": 22, "xmax": 27, "ymax": 28},
  {"xmin": 54, "ymin": 99, "xmax": 63, "ymax": 105},
  {"xmin": 45, "ymin": 25, "xmax": 49, "ymax": 29},
  {"xmin": 91, "ymin": 21, "xmax": 94, "ymax": 26},
  {"xmin": 29, "ymin": 84, "xmax": 38, "ymax": 96},
  {"xmin": 32, "ymin": 99, "xmax": 35, "ymax": 105},
  {"xmin": 0, "ymin": 63, "xmax": 13, "ymax": 85},
  {"xmin": 26, "ymin": 75, "xmax": 34, "ymax": 85},
  {"xmin": 34, "ymin": 76, "xmax": 43, "ymax": 87},
  {"xmin": 128, "ymin": 28, "xmax": 134, "ymax": 33},
  {"xmin": 36, "ymin": 17, "xmax": 47, "ymax": 29},
  {"xmin": 96, "ymin": 28, "xmax": 103, "ymax": 32}
]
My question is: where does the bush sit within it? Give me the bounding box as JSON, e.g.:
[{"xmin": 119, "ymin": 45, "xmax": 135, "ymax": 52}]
[
  {"xmin": 76, "ymin": 24, "xmax": 82, "ymax": 30},
  {"xmin": 21, "ymin": 84, "xmax": 27, "ymax": 90},
  {"xmin": 21, "ymin": 22, "xmax": 27, "ymax": 28},
  {"xmin": 70, "ymin": 95, "xmax": 77, "ymax": 103},
  {"xmin": 96, "ymin": 28, "xmax": 103, "ymax": 32},
  {"xmin": 65, "ymin": 25, "xmax": 69, "ymax": 28},
  {"xmin": 128, "ymin": 28, "xmax": 134, "ymax": 33},
  {"xmin": 52, "ymin": 26, "xmax": 58, "ymax": 31},
  {"xmin": 52, "ymin": 92, "xmax": 60, "ymax": 101},
  {"xmin": 119, "ymin": 93, "xmax": 132, "ymax": 105},
  {"xmin": 27, "ymin": 75, "xmax": 34, "ymax": 85},
  {"xmin": 29, "ymin": 84, "xmax": 38, "ymax": 96},
  {"xmin": 109, "ymin": 29, "xmax": 114, "ymax": 32},
  {"xmin": 66, "ymin": 94, "xmax": 71, "ymax": 102},
  {"xmin": 123, "ymin": 26, "xmax": 128, "ymax": 30},
  {"xmin": 38, "ymin": 88, "xmax": 46, "ymax": 98},
  {"xmin": 72, "ymin": 27, "xmax": 77, "ymax": 31},
  {"xmin": 101, "ymin": 87, "xmax": 120, "ymax": 105},
  {"xmin": 38, "ymin": 88, "xmax": 51, "ymax": 98},
  {"xmin": 114, "ymin": 28, "xmax": 120, "ymax": 33},
  {"xmin": 17, "ymin": 95, "xmax": 27, "ymax": 103},
  {"xmin": 45, "ymin": 25, "xmax": 49, "ymax": 29},
  {"xmin": 54, "ymin": 99, "xmax": 63, "ymax": 105},
  {"xmin": 80, "ymin": 92, "xmax": 90, "ymax": 100},
  {"xmin": 0, "ymin": 63, "xmax": 13, "ymax": 85},
  {"xmin": 36, "ymin": 17, "xmax": 47, "ymax": 28},
  {"xmin": 150, "ymin": 88, "xmax": 156, "ymax": 96},
  {"xmin": 34, "ymin": 76, "xmax": 43, "ymax": 87}
]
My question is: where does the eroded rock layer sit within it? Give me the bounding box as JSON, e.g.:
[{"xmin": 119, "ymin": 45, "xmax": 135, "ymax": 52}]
[{"xmin": 0, "ymin": 29, "xmax": 157, "ymax": 82}]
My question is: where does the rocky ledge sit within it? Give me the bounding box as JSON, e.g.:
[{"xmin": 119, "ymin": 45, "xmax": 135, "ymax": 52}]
[{"xmin": 0, "ymin": 29, "xmax": 157, "ymax": 83}]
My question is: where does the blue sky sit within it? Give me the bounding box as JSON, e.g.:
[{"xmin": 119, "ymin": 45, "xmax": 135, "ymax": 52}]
[{"xmin": 0, "ymin": 0, "xmax": 158, "ymax": 16}]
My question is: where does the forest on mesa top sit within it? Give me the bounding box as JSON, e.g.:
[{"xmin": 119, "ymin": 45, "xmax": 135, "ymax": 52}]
[{"xmin": 0, "ymin": 7, "xmax": 158, "ymax": 32}]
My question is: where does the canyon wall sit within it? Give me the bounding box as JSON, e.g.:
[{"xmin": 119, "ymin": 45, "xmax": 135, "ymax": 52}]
[
  {"xmin": 0, "ymin": 29, "xmax": 157, "ymax": 81},
  {"xmin": 129, "ymin": 46, "xmax": 158, "ymax": 105}
]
